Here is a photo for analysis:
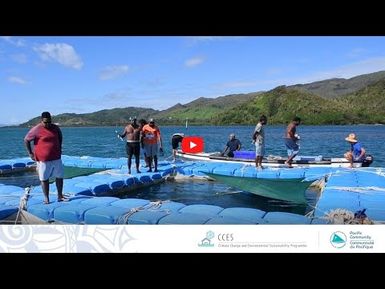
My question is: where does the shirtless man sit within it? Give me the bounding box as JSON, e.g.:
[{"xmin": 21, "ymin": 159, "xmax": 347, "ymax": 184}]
[
  {"xmin": 118, "ymin": 118, "xmax": 142, "ymax": 174},
  {"xmin": 284, "ymin": 116, "xmax": 301, "ymax": 168}
]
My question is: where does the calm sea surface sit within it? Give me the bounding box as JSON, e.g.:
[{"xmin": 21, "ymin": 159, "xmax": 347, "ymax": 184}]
[{"xmin": 1, "ymin": 125, "xmax": 384, "ymax": 215}]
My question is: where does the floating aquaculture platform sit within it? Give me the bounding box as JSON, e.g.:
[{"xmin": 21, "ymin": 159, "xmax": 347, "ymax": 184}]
[{"xmin": 1, "ymin": 156, "xmax": 385, "ymax": 224}]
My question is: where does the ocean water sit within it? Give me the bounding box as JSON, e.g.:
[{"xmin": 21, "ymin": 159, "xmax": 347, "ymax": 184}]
[{"xmin": 1, "ymin": 125, "xmax": 384, "ymax": 215}]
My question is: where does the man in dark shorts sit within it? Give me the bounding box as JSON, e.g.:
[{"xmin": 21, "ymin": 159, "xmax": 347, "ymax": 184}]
[
  {"xmin": 118, "ymin": 118, "xmax": 142, "ymax": 174},
  {"xmin": 284, "ymin": 116, "xmax": 301, "ymax": 168},
  {"xmin": 171, "ymin": 133, "xmax": 184, "ymax": 161}
]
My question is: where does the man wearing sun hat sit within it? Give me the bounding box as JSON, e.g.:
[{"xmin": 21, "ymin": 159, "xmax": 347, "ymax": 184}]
[{"xmin": 344, "ymin": 133, "xmax": 366, "ymax": 168}]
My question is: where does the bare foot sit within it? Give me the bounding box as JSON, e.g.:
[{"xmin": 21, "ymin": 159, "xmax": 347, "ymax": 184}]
[
  {"xmin": 57, "ymin": 196, "xmax": 69, "ymax": 202},
  {"xmin": 285, "ymin": 161, "xmax": 293, "ymax": 168}
]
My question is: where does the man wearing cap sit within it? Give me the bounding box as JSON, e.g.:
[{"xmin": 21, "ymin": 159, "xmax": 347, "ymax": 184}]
[
  {"xmin": 141, "ymin": 118, "xmax": 163, "ymax": 172},
  {"xmin": 344, "ymin": 133, "xmax": 366, "ymax": 168},
  {"xmin": 24, "ymin": 111, "xmax": 67, "ymax": 204},
  {"xmin": 118, "ymin": 117, "xmax": 142, "ymax": 174},
  {"xmin": 221, "ymin": 133, "xmax": 241, "ymax": 158}
]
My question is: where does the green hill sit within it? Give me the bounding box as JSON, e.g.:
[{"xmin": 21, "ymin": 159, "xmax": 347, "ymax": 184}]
[
  {"xmin": 154, "ymin": 92, "xmax": 261, "ymax": 125},
  {"xmin": 19, "ymin": 92, "xmax": 260, "ymax": 127},
  {"xmin": 336, "ymin": 78, "xmax": 385, "ymax": 124},
  {"xmin": 17, "ymin": 71, "xmax": 385, "ymax": 127},
  {"xmin": 289, "ymin": 70, "xmax": 385, "ymax": 98},
  {"xmin": 213, "ymin": 78, "xmax": 385, "ymax": 125},
  {"xmin": 21, "ymin": 107, "xmax": 157, "ymax": 127},
  {"xmin": 212, "ymin": 86, "xmax": 345, "ymax": 125}
]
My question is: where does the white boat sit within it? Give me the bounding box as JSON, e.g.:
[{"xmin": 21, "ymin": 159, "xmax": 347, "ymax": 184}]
[{"xmin": 176, "ymin": 150, "xmax": 373, "ymax": 168}]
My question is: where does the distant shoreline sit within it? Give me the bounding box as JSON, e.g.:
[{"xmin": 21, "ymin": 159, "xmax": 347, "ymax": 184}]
[{"xmin": 1, "ymin": 123, "xmax": 384, "ymax": 129}]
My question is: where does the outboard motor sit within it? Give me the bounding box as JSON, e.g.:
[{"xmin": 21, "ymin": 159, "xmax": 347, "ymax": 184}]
[{"xmin": 362, "ymin": 155, "xmax": 373, "ymax": 167}]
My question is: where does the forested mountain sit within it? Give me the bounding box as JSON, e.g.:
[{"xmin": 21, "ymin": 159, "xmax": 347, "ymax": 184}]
[
  {"xmin": 17, "ymin": 71, "xmax": 385, "ymax": 127},
  {"xmin": 289, "ymin": 70, "xmax": 385, "ymax": 98}
]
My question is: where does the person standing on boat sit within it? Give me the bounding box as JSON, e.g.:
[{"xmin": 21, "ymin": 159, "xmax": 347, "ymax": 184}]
[
  {"xmin": 24, "ymin": 111, "xmax": 66, "ymax": 204},
  {"xmin": 117, "ymin": 117, "xmax": 142, "ymax": 174},
  {"xmin": 221, "ymin": 133, "xmax": 241, "ymax": 157},
  {"xmin": 284, "ymin": 116, "xmax": 301, "ymax": 168},
  {"xmin": 142, "ymin": 118, "xmax": 163, "ymax": 172},
  {"xmin": 252, "ymin": 115, "xmax": 267, "ymax": 169},
  {"xmin": 171, "ymin": 133, "xmax": 184, "ymax": 162},
  {"xmin": 344, "ymin": 133, "xmax": 366, "ymax": 168}
]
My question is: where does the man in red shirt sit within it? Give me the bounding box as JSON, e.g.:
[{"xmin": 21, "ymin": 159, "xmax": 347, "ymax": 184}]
[{"xmin": 24, "ymin": 111, "xmax": 66, "ymax": 204}]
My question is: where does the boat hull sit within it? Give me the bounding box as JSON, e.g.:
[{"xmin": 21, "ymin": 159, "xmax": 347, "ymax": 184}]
[
  {"xmin": 176, "ymin": 151, "xmax": 366, "ymax": 168},
  {"xmin": 205, "ymin": 172, "xmax": 312, "ymax": 203}
]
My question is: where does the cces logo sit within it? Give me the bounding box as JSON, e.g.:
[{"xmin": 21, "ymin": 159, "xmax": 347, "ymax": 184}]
[
  {"xmin": 217, "ymin": 233, "xmax": 234, "ymax": 242},
  {"xmin": 198, "ymin": 231, "xmax": 215, "ymax": 247}
]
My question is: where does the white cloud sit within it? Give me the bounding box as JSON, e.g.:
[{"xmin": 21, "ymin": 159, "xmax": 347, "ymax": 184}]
[
  {"xmin": 265, "ymin": 67, "xmax": 285, "ymax": 76},
  {"xmin": 34, "ymin": 43, "xmax": 83, "ymax": 69},
  {"xmin": 253, "ymin": 56, "xmax": 385, "ymax": 90},
  {"xmin": 99, "ymin": 65, "xmax": 129, "ymax": 80},
  {"xmin": 218, "ymin": 81, "xmax": 260, "ymax": 89},
  {"xmin": 8, "ymin": 76, "xmax": 28, "ymax": 85},
  {"xmin": 292, "ymin": 56, "xmax": 385, "ymax": 84},
  {"xmin": 346, "ymin": 48, "xmax": 367, "ymax": 58},
  {"xmin": 186, "ymin": 36, "xmax": 243, "ymax": 45},
  {"xmin": 0, "ymin": 36, "xmax": 25, "ymax": 47},
  {"xmin": 189, "ymin": 36, "xmax": 226, "ymax": 42},
  {"xmin": 185, "ymin": 56, "xmax": 205, "ymax": 68},
  {"xmin": 11, "ymin": 53, "xmax": 28, "ymax": 64}
]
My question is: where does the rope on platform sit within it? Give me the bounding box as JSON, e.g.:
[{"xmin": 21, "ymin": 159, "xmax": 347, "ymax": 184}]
[
  {"xmin": 14, "ymin": 186, "xmax": 33, "ymax": 224},
  {"xmin": 326, "ymin": 186, "xmax": 385, "ymax": 194},
  {"xmin": 116, "ymin": 200, "xmax": 173, "ymax": 224},
  {"xmin": 321, "ymin": 208, "xmax": 374, "ymax": 224}
]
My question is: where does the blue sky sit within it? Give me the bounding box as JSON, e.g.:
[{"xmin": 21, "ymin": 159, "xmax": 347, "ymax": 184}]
[{"xmin": 1, "ymin": 36, "xmax": 385, "ymax": 125}]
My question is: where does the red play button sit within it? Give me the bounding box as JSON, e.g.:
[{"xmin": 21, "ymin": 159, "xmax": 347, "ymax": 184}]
[{"xmin": 181, "ymin": 136, "xmax": 204, "ymax": 153}]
